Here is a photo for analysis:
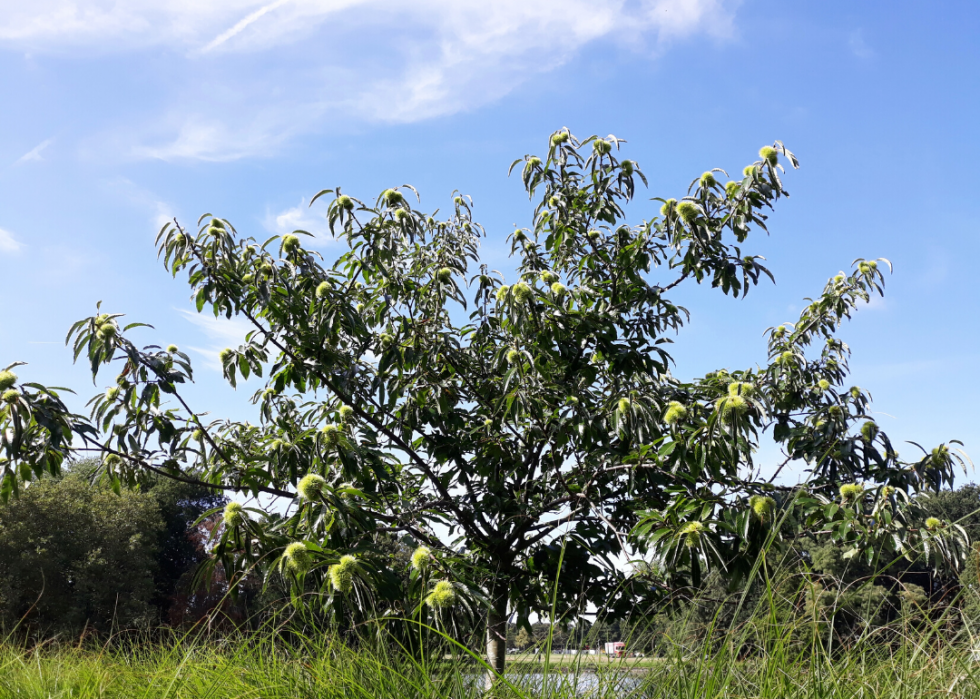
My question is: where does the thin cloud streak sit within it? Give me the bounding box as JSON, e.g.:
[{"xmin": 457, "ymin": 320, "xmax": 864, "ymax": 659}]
[
  {"xmin": 14, "ymin": 138, "xmax": 53, "ymax": 165},
  {"xmin": 176, "ymin": 308, "xmax": 255, "ymax": 372},
  {"xmin": 201, "ymin": 0, "xmax": 291, "ymax": 53},
  {"xmin": 0, "ymin": 228, "xmax": 24, "ymax": 253},
  {"xmin": 264, "ymin": 198, "xmax": 340, "ymax": 248}
]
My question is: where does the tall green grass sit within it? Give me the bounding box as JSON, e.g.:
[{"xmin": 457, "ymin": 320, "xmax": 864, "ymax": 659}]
[
  {"xmin": 4, "ymin": 545, "xmax": 980, "ymax": 698},
  {"xmin": 2, "ymin": 603, "xmax": 980, "ymax": 698}
]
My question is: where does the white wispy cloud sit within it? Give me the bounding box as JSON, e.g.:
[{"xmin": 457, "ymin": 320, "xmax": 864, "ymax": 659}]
[
  {"xmin": 176, "ymin": 308, "xmax": 255, "ymax": 372},
  {"xmin": 200, "ymin": 0, "xmax": 292, "ymax": 53},
  {"xmin": 849, "ymin": 29, "xmax": 874, "ymax": 59},
  {"xmin": 14, "ymin": 138, "xmax": 53, "ymax": 164},
  {"xmin": 102, "ymin": 178, "xmax": 175, "ymax": 232},
  {"xmin": 2, "ymin": 0, "xmax": 739, "ymax": 161},
  {"xmin": 0, "ymin": 227, "xmax": 24, "ymax": 253},
  {"xmin": 264, "ymin": 198, "xmax": 338, "ymax": 247},
  {"xmin": 130, "ymin": 114, "xmax": 302, "ymax": 162}
]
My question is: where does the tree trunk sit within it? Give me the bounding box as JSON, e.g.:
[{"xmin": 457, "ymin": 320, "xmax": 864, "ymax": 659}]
[{"xmin": 485, "ymin": 585, "xmax": 509, "ymax": 687}]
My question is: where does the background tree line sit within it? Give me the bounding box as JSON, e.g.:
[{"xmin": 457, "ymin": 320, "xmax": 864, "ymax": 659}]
[
  {"xmin": 0, "ymin": 459, "xmax": 233, "ymax": 638},
  {"xmin": 3, "ymin": 460, "xmax": 978, "ymax": 653}
]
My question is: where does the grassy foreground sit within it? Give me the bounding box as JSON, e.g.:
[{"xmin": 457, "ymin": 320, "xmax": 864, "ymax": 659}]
[{"xmin": 3, "ymin": 627, "xmax": 980, "ymax": 699}]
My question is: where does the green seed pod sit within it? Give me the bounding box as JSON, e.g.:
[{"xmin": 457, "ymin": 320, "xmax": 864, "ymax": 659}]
[
  {"xmin": 218, "ymin": 348, "xmax": 233, "ymax": 365},
  {"xmin": 759, "ymin": 146, "xmax": 778, "ymax": 165},
  {"xmin": 621, "ymin": 160, "xmax": 634, "ymax": 175},
  {"xmin": 720, "ymin": 395, "xmax": 747, "ymax": 422},
  {"xmin": 97, "ymin": 323, "xmax": 117, "ymax": 339},
  {"xmin": 925, "ymin": 517, "xmax": 942, "ymax": 530},
  {"xmin": 321, "ymin": 424, "xmax": 341, "ymax": 448},
  {"xmin": 337, "ymin": 194, "xmax": 354, "ymax": 210},
  {"xmin": 512, "ymin": 282, "xmax": 533, "ymax": 304},
  {"xmin": 549, "ymin": 196, "xmax": 560, "ymax": 207},
  {"xmin": 339, "ymin": 405, "xmax": 355, "ymax": 422},
  {"xmin": 192, "ymin": 429, "xmax": 204, "ymax": 442},
  {"xmin": 700, "ymin": 171, "xmax": 715, "ymax": 187},
  {"xmin": 749, "ymin": 495, "xmax": 776, "ymax": 521},
  {"xmin": 777, "ymin": 351, "xmax": 795, "ymax": 366},
  {"xmin": 173, "ymin": 232, "xmax": 186, "ymax": 246},
  {"xmin": 394, "ymin": 209, "xmax": 409, "ymax": 223},
  {"xmin": 315, "ymin": 281, "xmax": 330, "ymax": 299},
  {"xmin": 725, "ymin": 181, "xmax": 740, "ymax": 198},
  {"xmin": 513, "ymin": 229, "xmax": 527, "ymax": 242},
  {"xmin": 743, "ymin": 165, "xmax": 757, "ymax": 177},
  {"xmin": 166, "ymin": 345, "xmax": 178, "ymax": 353},
  {"xmin": 297, "ymin": 473, "xmax": 327, "ymax": 500},
  {"xmin": 728, "ymin": 382, "xmax": 755, "ymax": 397},
  {"xmin": 818, "ymin": 379, "xmax": 830, "ymax": 391},
  {"xmin": 426, "ymin": 580, "xmax": 457, "ymax": 608},
  {"xmin": 660, "ymin": 199, "xmax": 677, "ymax": 217},
  {"xmin": 2, "ymin": 389, "xmax": 21, "ymax": 404},
  {"xmin": 881, "ymin": 485, "xmax": 895, "ymax": 498},
  {"xmin": 528, "ymin": 156, "xmax": 542, "ymax": 168},
  {"xmin": 379, "ymin": 333, "xmax": 394, "ymax": 347},
  {"xmin": 282, "ymin": 235, "xmax": 300, "ymax": 253},
  {"xmin": 850, "ymin": 386, "xmax": 861, "ymax": 399},
  {"xmin": 550, "ymin": 282, "xmax": 567, "ymax": 297},
  {"xmin": 383, "ymin": 189, "xmax": 403, "ymax": 206},
  {"xmin": 284, "ymin": 542, "xmax": 312, "ymax": 574},
  {"xmin": 437, "ymin": 267, "xmax": 453, "ymax": 282},
  {"xmin": 676, "ymin": 201, "xmax": 700, "ymax": 223},
  {"xmin": 861, "ymin": 421, "xmax": 879, "ymax": 442},
  {"xmin": 828, "ymin": 405, "xmax": 842, "ymax": 417},
  {"xmin": 210, "ymin": 218, "xmax": 226, "ymax": 231},
  {"xmin": 411, "ymin": 545, "xmax": 431, "ymax": 571},
  {"xmin": 833, "ymin": 274, "xmax": 845, "ymax": 284},
  {"xmin": 0, "ymin": 371, "xmax": 17, "ymax": 392},
  {"xmin": 540, "ymin": 271, "xmax": 558, "ymax": 285},
  {"xmin": 329, "ymin": 555, "xmax": 358, "ymax": 593},
  {"xmin": 506, "ymin": 349, "xmax": 521, "ymax": 365},
  {"xmin": 587, "ymin": 229, "xmax": 602, "ymax": 241},
  {"xmin": 680, "ymin": 521, "xmax": 704, "ymax": 548},
  {"xmin": 261, "ymin": 263, "xmax": 274, "ymax": 277},
  {"xmin": 223, "ymin": 501, "xmax": 245, "ymax": 528},
  {"xmin": 593, "ymin": 139, "xmax": 612, "ymax": 155},
  {"xmin": 566, "ymin": 396, "xmax": 579, "ymax": 405},
  {"xmin": 858, "ymin": 262, "xmax": 871, "ymax": 274},
  {"xmin": 242, "ymin": 273, "xmax": 254, "ymax": 283},
  {"xmin": 664, "ymin": 400, "xmax": 687, "ymax": 426},
  {"xmin": 103, "ymin": 453, "xmax": 122, "ymax": 469},
  {"xmin": 617, "ymin": 397, "xmax": 630, "ymax": 413},
  {"xmin": 839, "ymin": 483, "xmax": 864, "ymax": 501},
  {"xmin": 551, "ymin": 132, "xmax": 569, "ymax": 145},
  {"xmin": 868, "ymin": 260, "xmax": 877, "ymax": 269},
  {"xmin": 495, "ymin": 285, "xmax": 510, "ymax": 302},
  {"xmin": 105, "ymin": 386, "xmax": 120, "ymax": 401}
]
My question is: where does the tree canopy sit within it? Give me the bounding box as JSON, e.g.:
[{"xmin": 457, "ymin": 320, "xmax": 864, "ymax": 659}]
[{"xmin": 0, "ymin": 129, "xmax": 968, "ymax": 672}]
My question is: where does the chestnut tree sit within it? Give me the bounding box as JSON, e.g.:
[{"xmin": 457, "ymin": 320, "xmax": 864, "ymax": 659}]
[{"xmin": 0, "ymin": 130, "xmax": 968, "ymax": 674}]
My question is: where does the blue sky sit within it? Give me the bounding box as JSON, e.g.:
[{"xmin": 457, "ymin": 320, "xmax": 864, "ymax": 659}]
[{"xmin": 1, "ymin": 0, "xmax": 977, "ymax": 484}]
